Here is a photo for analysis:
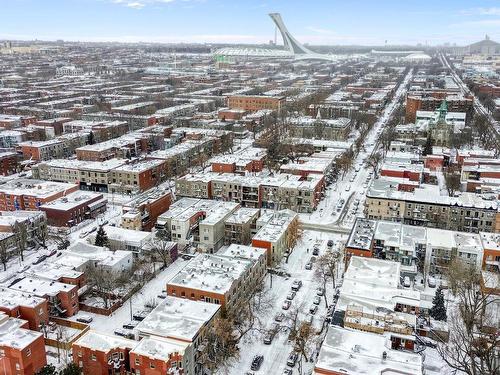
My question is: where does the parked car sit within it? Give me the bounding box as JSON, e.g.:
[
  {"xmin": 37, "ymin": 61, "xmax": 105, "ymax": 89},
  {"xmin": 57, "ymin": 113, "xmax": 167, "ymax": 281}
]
[
  {"xmin": 291, "ymin": 280, "xmax": 302, "ymax": 291},
  {"xmin": 282, "ymin": 369, "xmax": 293, "ymax": 375},
  {"xmin": 309, "ymin": 305, "xmax": 318, "ymax": 315},
  {"xmin": 306, "ymin": 314, "xmax": 314, "ymax": 324},
  {"xmin": 282, "ymin": 300, "xmax": 291, "ymax": 310},
  {"xmin": 403, "ymin": 276, "xmax": 411, "ymax": 288},
  {"xmin": 250, "ymin": 355, "xmax": 264, "ymax": 371},
  {"xmin": 157, "ymin": 291, "xmax": 168, "ymax": 299},
  {"xmin": 312, "ymin": 247, "xmax": 319, "ymax": 256},
  {"xmin": 286, "ymin": 352, "xmax": 298, "ymax": 367},
  {"xmin": 114, "ymin": 328, "xmax": 134, "ymax": 339},
  {"xmin": 123, "ymin": 321, "xmax": 138, "ymax": 330},
  {"xmin": 32, "ymin": 255, "xmax": 47, "ymax": 265},
  {"xmin": 305, "ymin": 262, "xmax": 312, "ymax": 270},
  {"xmin": 286, "ymin": 291, "xmax": 296, "ymax": 300},
  {"xmin": 316, "ymin": 287, "xmax": 325, "ymax": 296},
  {"xmin": 45, "ymin": 249, "xmax": 57, "ymax": 257},
  {"xmin": 327, "ymin": 240, "xmax": 334, "ymax": 248},
  {"xmin": 345, "ymin": 184, "xmax": 351, "ymax": 191},
  {"xmin": 263, "ymin": 331, "xmax": 274, "ymax": 345},
  {"xmin": 76, "ymin": 315, "xmax": 93, "ymax": 324},
  {"xmin": 275, "ymin": 313, "xmax": 285, "ymax": 322},
  {"xmin": 427, "ymin": 276, "xmax": 436, "ymax": 288},
  {"xmin": 132, "ymin": 310, "xmax": 149, "ymax": 321},
  {"xmin": 313, "ymin": 296, "xmax": 321, "ymax": 305}
]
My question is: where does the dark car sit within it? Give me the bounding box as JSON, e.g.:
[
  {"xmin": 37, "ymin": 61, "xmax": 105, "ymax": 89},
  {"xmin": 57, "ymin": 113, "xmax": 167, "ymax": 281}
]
[
  {"xmin": 327, "ymin": 240, "xmax": 334, "ymax": 248},
  {"xmin": 132, "ymin": 310, "xmax": 149, "ymax": 321},
  {"xmin": 312, "ymin": 247, "xmax": 319, "ymax": 256},
  {"xmin": 250, "ymin": 355, "xmax": 264, "ymax": 371},
  {"xmin": 32, "ymin": 255, "xmax": 47, "ymax": 265},
  {"xmin": 286, "ymin": 352, "xmax": 298, "ymax": 367}
]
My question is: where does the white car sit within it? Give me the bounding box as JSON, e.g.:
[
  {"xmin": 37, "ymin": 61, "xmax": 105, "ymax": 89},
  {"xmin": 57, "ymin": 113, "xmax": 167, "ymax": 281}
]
[{"xmin": 345, "ymin": 184, "xmax": 351, "ymax": 191}]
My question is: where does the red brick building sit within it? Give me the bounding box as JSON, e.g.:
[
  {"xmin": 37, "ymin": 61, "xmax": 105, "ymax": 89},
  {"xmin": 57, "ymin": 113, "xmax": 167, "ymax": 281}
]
[
  {"xmin": 72, "ymin": 331, "xmax": 135, "ymax": 375},
  {"xmin": 228, "ymin": 95, "xmax": 285, "ymax": 112},
  {"xmin": 121, "ymin": 188, "xmax": 172, "ymax": 231},
  {"xmin": 0, "ymin": 313, "xmax": 47, "ymax": 375},
  {"xmin": 405, "ymin": 93, "xmax": 473, "ymax": 123},
  {"xmin": 10, "ymin": 277, "xmax": 79, "ymax": 318},
  {"xmin": 39, "ymin": 191, "xmax": 107, "ymax": 227},
  {"xmin": 0, "ymin": 288, "xmax": 49, "ymax": 331},
  {"xmin": 0, "ymin": 152, "xmax": 19, "ymax": 176},
  {"xmin": 0, "ymin": 179, "xmax": 79, "ymax": 211},
  {"xmin": 129, "ymin": 337, "xmax": 186, "ymax": 375}
]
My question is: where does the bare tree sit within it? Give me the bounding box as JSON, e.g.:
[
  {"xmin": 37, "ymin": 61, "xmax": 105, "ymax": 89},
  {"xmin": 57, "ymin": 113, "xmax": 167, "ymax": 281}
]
[
  {"xmin": 13, "ymin": 222, "xmax": 28, "ymax": 262},
  {"xmin": 437, "ymin": 259, "xmax": 499, "ymax": 375},
  {"xmin": 444, "ymin": 172, "xmax": 461, "ymax": 197},
  {"xmin": 0, "ymin": 240, "xmax": 10, "ymax": 271},
  {"xmin": 146, "ymin": 238, "xmax": 173, "ymax": 269},
  {"xmin": 366, "ymin": 152, "xmax": 382, "ymax": 174},
  {"xmin": 86, "ymin": 264, "xmax": 125, "ymax": 309}
]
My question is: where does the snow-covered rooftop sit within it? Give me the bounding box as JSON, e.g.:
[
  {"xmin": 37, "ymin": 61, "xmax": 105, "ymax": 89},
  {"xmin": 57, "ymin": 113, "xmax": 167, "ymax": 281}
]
[
  {"xmin": 315, "ymin": 326, "xmax": 423, "ymax": 375},
  {"xmin": 135, "ymin": 296, "xmax": 220, "ymax": 342}
]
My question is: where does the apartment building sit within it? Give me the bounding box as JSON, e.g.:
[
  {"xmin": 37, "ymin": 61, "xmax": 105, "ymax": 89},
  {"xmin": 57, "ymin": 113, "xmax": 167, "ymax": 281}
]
[
  {"xmin": 9, "ymin": 277, "xmax": 79, "ymax": 317},
  {"xmin": 130, "ymin": 337, "xmax": 186, "ymax": 375},
  {"xmin": 0, "ymin": 179, "xmax": 79, "ymax": 211},
  {"xmin": 406, "ymin": 92, "xmax": 473, "ymax": 123},
  {"xmin": 72, "ymin": 330, "xmax": 135, "ymax": 375},
  {"xmin": 134, "ymin": 296, "xmax": 221, "ymax": 375},
  {"xmin": 252, "ymin": 209, "xmax": 299, "ymax": 266},
  {"xmin": 108, "ymin": 159, "xmax": 169, "ymax": 194},
  {"xmin": 176, "ymin": 172, "xmax": 325, "ymax": 213},
  {"xmin": 227, "ymin": 95, "xmax": 284, "ymax": 112},
  {"xmin": 39, "ymin": 190, "xmax": 107, "ymax": 227},
  {"xmin": 0, "ymin": 313, "xmax": 47, "ymax": 375},
  {"xmin": 217, "ymin": 244, "xmax": 267, "ymax": 287},
  {"xmin": 315, "ymin": 326, "xmax": 423, "ymax": 375},
  {"xmin": 288, "ymin": 116, "xmax": 352, "ymax": 141},
  {"xmin": 166, "ymin": 253, "xmax": 254, "ymax": 309},
  {"xmin": 347, "ymin": 218, "xmax": 485, "ymax": 277},
  {"xmin": 0, "ymin": 211, "xmax": 47, "ymax": 251},
  {"xmin": 156, "ymin": 198, "xmax": 239, "ymax": 252},
  {"xmin": 480, "ymin": 232, "xmax": 500, "ymax": 271},
  {"xmin": 87, "ymin": 225, "xmax": 153, "ymax": 253},
  {"xmin": 224, "ymin": 207, "xmax": 260, "ymax": 245},
  {"xmin": 19, "ymin": 132, "xmax": 89, "ymax": 161},
  {"xmin": 365, "ymin": 178, "xmax": 500, "ymax": 233},
  {"xmin": 210, "ymin": 146, "xmax": 266, "ymax": 174},
  {"xmin": 121, "ymin": 187, "xmax": 172, "ymax": 231},
  {"xmin": 0, "ymin": 288, "xmax": 49, "ymax": 331},
  {"xmin": 0, "ymin": 151, "xmax": 19, "ymax": 176}
]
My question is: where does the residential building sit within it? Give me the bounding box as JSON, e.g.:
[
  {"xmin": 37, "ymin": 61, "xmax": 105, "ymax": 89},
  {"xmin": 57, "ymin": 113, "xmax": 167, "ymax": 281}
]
[
  {"xmin": 0, "ymin": 288, "xmax": 49, "ymax": 331},
  {"xmin": 0, "ymin": 179, "xmax": 79, "ymax": 211},
  {"xmin": 72, "ymin": 330, "xmax": 135, "ymax": 375},
  {"xmin": 224, "ymin": 207, "xmax": 260, "ymax": 245},
  {"xmin": 227, "ymin": 95, "xmax": 284, "ymax": 112},
  {"xmin": 134, "ymin": 296, "xmax": 220, "ymax": 375},
  {"xmin": 39, "ymin": 191, "xmax": 107, "ymax": 227},
  {"xmin": 121, "ymin": 187, "xmax": 172, "ymax": 231},
  {"xmin": 0, "ymin": 313, "xmax": 47, "ymax": 375},
  {"xmin": 251, "ymin": 209, "xmax": 299, "ymax": 266}
]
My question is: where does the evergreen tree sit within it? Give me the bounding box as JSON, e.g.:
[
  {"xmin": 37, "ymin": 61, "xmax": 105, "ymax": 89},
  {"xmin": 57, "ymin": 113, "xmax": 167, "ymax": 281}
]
[
  {"xmin": 94, "ymin": 225, "xmax": 109, "ymax": 247},
  {"xmin": 423, "ymin": 134, "xmax": 434, "ymax": 156},
  {"xmin": 35, "ymin": 365, "xmax": 57, "ymax": 375},
  {"xmin": 430, "ymin": 286, "xmax": 447, "ymax": 321}
]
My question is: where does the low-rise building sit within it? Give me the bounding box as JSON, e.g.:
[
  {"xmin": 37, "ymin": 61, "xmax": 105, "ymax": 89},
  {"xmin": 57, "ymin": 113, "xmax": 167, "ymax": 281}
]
[
  {"xmin": 251, "ymin": 209, "xmax": 299, "ymax": 266},
  {"xmin": 0, "ymin": 179, "xmax": 79, "ymax": 211},
  {"xmin": 224, "ymin": 207, "xmax": 260, "ymax": 245},
  {"xmin": 166, "ymin": 253, "xmax": 254, "ymax": 309},
  {"xmin": 109, "ymin": 159, "xmax": 169, "ymax": 194},
  {"xmin": 39, "ymin": 190, "xmax": 107, "ymax": 227},
  {"xmin": 0, "ymin": 313, "xmax": 47, "ymax": 375},
  {"xmin": 314, "ymin": 326, "xmax": 423, "ymax": 375},
  {"xmin": 121, "ymin": 187, "xmax": 172, "ymax": 231},
  {"xmin": 0, "ymin": 288, "xmax": 49, "ymax": 331},
  {"xmin": 72, "ymin": 330, "xmax": 135, "ymax": 375},
  {"xmin": 9, "ymin": 276, "xmax": 79, "ymax": 317},
  {"xmin": 134, "ymin": 296, "xmax": 221, "ymax": 375}
]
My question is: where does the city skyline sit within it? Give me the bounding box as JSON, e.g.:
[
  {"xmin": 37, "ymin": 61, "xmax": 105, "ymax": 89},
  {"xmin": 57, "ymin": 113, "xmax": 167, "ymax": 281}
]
[{"xmin": 1, "ymin": 0, "xmax": 500, "ymax": 46}]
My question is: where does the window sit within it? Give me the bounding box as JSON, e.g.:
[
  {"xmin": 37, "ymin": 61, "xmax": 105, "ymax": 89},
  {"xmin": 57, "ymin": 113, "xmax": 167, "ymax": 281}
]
[
  {"xmin": 120, "ymin": 352, "xmax": 124, "ymax": 360},
  {"xmin": 135, "ymin": 358, "xmax": 140, "ymax": 366},
  {"xmin": 91, "ymin": 354, "xmax": 96, "ymax": 361},
  {"xmin": 16, "ymin": 364, "xmax": 20, "ymax": 370},
  {"xmin": 26, "ymin": 348, "xmax": 31, "ymax": 356},
  {"xmin": 150, "ymin": 362, "xmax": 155, "ymax": 369}
]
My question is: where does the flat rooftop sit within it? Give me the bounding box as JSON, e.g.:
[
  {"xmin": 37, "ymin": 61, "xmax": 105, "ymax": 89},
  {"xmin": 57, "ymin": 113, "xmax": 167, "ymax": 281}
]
[
  {"xmin": 74, "ymin": 330, "xmax": 135, "ymax": 352},
  {"xmin": 315, "ymin": 326, "xmax": 422, "ymax": 375},
  {"xmin": 135, "ymin": 296, "xmax": 220, "ymax": 342}
]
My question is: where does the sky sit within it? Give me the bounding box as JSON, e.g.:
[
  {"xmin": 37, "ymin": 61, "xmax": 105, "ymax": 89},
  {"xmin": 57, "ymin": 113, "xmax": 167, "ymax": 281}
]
[{"xmin": 1, "ymin": 0, "xmax": 500, "ymax": 46}]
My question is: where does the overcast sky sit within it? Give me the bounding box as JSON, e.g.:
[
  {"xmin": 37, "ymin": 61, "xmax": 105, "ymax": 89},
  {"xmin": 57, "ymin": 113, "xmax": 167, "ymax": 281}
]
[{"xmin": 1, "ymin": 0, "xmax": 500, "ymax": 46}]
